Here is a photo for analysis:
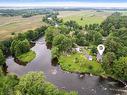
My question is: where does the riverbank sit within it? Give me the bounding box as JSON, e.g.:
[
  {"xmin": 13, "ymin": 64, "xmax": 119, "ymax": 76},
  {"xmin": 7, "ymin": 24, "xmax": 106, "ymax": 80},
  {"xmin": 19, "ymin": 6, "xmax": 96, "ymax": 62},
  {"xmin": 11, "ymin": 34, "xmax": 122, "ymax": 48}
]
[
  {"xmin": 6, "ymin": 37, "xmax": 127, "ymax": 95},
  {"xmin": 16, "ymin": 50, "xmax": 36, "ymax": 64},
  {"xmin": 59, "ymin": 53, "xmax": 106, "ymax": 77},
  {"xmin": 58, "ymin": 53, "xmax": 127, "ymax": 86}
]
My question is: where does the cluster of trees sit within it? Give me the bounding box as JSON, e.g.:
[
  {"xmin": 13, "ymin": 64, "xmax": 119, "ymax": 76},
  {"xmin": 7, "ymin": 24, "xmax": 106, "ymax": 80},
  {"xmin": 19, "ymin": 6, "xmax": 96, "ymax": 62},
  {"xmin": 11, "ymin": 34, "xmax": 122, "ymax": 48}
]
[
  {"xmin": 44, "ymin": 11, "xmax": 127, "ymax": 80},
  {"xmin": 44, "ymin": 14, "xmax": 103, "ymax": 58},
  {"xmin": 45, "ymin": 26, "xmax": 73, "ymax": 59},
  {"xmin": 10, "ymin": 39, "xmax": 30, "ymax": 57},
  {"xmin": 0, "ymin": 26, "xmax": 47, "ymax": 56},
  {"xmin": 101, "ymin": 13, "xmax": 127, "ymax": 80},
  {"xmin": 43, "ymin": 12, "xmax": 63, "ymax": 26},
  {"xmin": 0, "ymin": 72, "xmax": 77, "ymax": 95},
  {"xmin": 0, "ymin": 9, "xmax": 53, "ymax": 17},
  {"xmin": 101, "ymin": 12, "xmax": 127, "ymax": 36},
  {"xmin": 0, "ymin": 26, "xmax": 47, "ymax": 69}
]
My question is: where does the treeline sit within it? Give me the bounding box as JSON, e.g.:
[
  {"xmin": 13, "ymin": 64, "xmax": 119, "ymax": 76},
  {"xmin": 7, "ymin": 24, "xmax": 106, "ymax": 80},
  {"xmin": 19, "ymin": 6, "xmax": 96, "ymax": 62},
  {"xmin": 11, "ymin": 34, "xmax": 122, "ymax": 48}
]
[
  {"xmin": 0, "ymin": 9, "xmax": 53, "ymax": 17},
  {"xmin": 0, "ymin": 71, "xmax": 77, "ymax": 95}
]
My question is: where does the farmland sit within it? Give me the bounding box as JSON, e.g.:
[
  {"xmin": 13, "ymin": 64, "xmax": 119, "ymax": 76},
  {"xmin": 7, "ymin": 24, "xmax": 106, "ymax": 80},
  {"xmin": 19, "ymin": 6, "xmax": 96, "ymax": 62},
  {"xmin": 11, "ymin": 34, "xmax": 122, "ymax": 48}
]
[
  {"xmin": 0, "ymin": 15, "xmax": 46, "ymax": 40},
  {"xmin": 58, "ymin": 10, "xmax": 127, "ymax": 26},
  {"xmin": 1, "ymin": 10, "xmax": 127, "ymax": 40}
]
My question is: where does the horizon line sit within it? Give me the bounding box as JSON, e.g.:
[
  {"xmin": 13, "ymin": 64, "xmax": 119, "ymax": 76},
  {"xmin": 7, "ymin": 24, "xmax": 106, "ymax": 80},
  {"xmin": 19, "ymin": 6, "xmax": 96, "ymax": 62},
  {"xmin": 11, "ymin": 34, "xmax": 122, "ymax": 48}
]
[{"xmin": 1, "ymin": 2, "xmax": 127, "ymax": 8}]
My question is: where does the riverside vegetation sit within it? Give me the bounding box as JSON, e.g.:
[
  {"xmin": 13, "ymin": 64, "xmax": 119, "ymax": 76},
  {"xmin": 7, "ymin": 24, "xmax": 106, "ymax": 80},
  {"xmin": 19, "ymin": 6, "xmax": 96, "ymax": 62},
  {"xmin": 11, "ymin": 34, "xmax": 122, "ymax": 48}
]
[
  {"xmin": 0, "ymin": 24, "xmax": 77, "ymax": 95},
  {"xmin": 0, "ymin": 10, "xmax": 127, "ymax": 95},
  {"xmin": 44, "ymin": 12, "xmax": 127, "ymax": 81}
]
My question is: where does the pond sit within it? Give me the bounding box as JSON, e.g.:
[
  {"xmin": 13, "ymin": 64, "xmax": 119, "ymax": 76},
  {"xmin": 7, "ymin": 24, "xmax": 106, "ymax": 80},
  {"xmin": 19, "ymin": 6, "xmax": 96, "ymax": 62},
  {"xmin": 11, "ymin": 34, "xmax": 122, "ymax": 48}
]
[{"xmin": 6, "ymin": 37, "xmax": 127, "ymax": 95}]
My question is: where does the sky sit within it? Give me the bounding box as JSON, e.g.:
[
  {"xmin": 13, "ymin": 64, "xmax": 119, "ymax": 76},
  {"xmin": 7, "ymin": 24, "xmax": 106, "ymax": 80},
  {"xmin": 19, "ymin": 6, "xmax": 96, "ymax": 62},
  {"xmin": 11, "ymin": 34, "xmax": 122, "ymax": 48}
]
[{"xmin": 1, "ymin": 0, "xmax": 127, "ymax": 8}]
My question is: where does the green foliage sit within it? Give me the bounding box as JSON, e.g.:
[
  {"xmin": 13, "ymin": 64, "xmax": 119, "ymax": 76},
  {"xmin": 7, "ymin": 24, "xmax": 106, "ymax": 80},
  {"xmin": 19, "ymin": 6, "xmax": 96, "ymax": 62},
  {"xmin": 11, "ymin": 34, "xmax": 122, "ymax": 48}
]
[
  {"xmin": 59, "ymin": 53, "xmax": 105, "ymax": 75},
  {"xmin": 0, "ymin": 74, "xmax": 19, "ymax": 95},
  {"xmin": 65, "ymin": 20, "xmax": 80, "ymax": 30},
  {"xmin": 0, "ymin": 49, "xmax": 5, "ymax": 66},
  {"xmin": 0, "ymin": 72, "xmax": 77, "ymax": 95},
  {"xmin": 58, "ymin": 25, "xmax": 70, "ymax": 34},
  {"xmin": 102, "ymin": 52, "xmax": 116, "ymax": 74},
  {"xmin": 51, "ymin": 47, "xmax": 60, "ymax": 59},
  {"xmin": 101, "ymin": 12, "xmax": 127, "ymax": 36},
  {"xmin": 45, "ymin": 26, "xmax": 60, "ymax": 44},
  {"xmin": 104, "ymin": 35, "xmax": 126, "ymax": 58},
  {"xmin": 112, "ymin": 57, "xmax": 127, "ymax": 80},
  {"xmin": 0, "ymin": 8, "xmax": 52, "ymax": 17},
  {"xmin": 10, "ymin": 39, "xmax": 30, "ymax": 57},
  {"xmin": 15, "ymin": 72, "xmax": 77, "ymax": 95},
  {"xmin": 86, "ymin": 30, "xmax": 103, "ymax": 45},
  {"xmin": 17, "ymin": 50, "xmax": 36, "ymax": 63},
  {"xmin": 91, "ymin": 45, "xmax": 97, "ymax": 54},
  {"xmin": 52, "ymin": 34, "xmax": 73, "ymax": 53},
  {"xmin": 76, "ymin": 32, "xmax": 89, "ymax": 46}
]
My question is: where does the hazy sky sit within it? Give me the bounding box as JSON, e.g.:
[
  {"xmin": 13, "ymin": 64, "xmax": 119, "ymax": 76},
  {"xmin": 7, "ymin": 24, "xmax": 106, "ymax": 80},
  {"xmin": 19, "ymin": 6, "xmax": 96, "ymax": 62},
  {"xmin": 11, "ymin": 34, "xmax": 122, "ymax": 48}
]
[
  {"xmin": 1, "ymin": 0, "xmax": 127, "ymax": 8},
  {"xmin": 0, "ymin": 0, "xmax": 127, "ymax": 3}
]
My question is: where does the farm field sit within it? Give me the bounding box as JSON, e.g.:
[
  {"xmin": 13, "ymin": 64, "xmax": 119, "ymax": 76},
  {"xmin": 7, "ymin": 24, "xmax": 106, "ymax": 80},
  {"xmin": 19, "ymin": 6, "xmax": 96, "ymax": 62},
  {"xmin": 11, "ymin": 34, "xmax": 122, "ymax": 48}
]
[
  {"xmin": 59, "ymin": 10, "xmax": 127, "ymax": 26},
  {"xmin": 1, "ymin": 10, "xmax": 127, "ymax": 40},
  {"xmin": 0, "ymin": 15, "xmax": 46, "ymax": 40}
]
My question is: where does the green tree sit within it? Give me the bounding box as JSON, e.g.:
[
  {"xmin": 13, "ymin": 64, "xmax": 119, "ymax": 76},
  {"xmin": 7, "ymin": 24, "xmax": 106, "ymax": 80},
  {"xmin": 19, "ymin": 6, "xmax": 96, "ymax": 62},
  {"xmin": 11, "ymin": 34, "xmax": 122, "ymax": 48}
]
[
  {"xmin": 51, "ymin": 47, "xmax": 59, "ymax": 59},
  {"xmin": 53, "ymin": 34, "xmax": 73, "ymax": 53},
  {"xmin": 45, "ymin": 26, "xmax": 60, "ymax": 44},
  {"xmin": 0, "ymin": 74, "xmax": 18, "ymax": 95},
  {"xmin": 15, "ymin": 72, "xmax": 77, "ymax": 95},
  {"xmin": 0, "ymin": 49, "xmax": 5, "ymax": 66},
  {"xmin": 102, "ymin": 52, "xmax": 116, "ymax": 74},
  {"xmin": 65, "ymin": 20, "xmax": 79, "ymax": 30},
  {"xmin": 112, "ymin": 57, "xmax": 127, "ymax": 80},
  {"xmin": 10, "ymin": 39, "xmax": 30, "ymax": 57}
]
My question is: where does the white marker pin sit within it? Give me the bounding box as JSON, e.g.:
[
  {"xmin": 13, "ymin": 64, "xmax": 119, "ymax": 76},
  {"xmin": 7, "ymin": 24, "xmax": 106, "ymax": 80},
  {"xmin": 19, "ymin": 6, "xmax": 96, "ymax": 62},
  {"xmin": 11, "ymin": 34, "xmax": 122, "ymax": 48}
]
[{"xmin": 97, "ymin": 44, "xmax": 105, "ymax": 55}]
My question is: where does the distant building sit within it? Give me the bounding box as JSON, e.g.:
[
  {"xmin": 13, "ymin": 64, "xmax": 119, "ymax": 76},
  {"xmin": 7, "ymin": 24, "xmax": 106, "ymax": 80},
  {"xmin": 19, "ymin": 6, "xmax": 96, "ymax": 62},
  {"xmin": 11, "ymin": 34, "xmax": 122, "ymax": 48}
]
[{"xmin": 47, "ymin": 17, "xmax": 52, "ymax": 20}]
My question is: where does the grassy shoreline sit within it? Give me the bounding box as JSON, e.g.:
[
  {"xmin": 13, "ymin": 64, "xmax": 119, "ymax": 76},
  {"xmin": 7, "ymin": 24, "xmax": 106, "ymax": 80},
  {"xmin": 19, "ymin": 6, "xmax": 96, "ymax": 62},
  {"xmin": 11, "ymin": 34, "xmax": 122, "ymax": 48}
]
[
  {"xmin": 58, "ymin": 53, "xmax": 126, "ymax": 82},
  {"xmin": 59, "ymin": 53, "xmax": 106, "ymax": 77},
  {"xmin": 17, "ymin": 50, "xmax": 36, "ymax": 64}
]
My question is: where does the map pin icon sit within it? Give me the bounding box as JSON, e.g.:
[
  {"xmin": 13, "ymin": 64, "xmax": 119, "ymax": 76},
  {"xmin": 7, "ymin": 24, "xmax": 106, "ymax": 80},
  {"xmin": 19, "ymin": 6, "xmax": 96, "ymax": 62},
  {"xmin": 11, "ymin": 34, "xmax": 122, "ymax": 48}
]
[{"xmin": 97, "ymin": 44, "xmax": 105, "ymax": 55}]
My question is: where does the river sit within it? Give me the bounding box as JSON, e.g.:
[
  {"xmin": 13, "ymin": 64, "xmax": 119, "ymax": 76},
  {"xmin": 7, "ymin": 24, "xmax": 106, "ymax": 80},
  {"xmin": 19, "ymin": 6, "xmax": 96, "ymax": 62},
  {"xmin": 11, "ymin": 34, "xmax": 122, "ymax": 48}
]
[{"xmin": 6, "ymin": 37, "xmax": 127, "ymax": 95}]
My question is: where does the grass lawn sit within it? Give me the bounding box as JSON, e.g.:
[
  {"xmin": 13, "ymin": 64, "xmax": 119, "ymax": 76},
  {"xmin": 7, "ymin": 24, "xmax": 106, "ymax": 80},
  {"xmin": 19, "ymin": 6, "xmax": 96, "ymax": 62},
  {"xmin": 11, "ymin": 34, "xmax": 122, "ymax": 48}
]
[
  {"xmin": 59, "ymin": 53, "xmax": 105, "ymax": 76},
  {"xmin": 17, "ymin": 50, "xmax": 36, "ymax": 63}
]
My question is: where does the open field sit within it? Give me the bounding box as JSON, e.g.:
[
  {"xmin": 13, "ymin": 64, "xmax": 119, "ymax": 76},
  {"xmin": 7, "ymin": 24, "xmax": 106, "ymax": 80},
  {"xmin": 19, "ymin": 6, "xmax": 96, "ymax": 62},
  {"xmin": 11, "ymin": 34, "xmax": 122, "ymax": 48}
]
[
  {"xmin": 58, "ymin": 10, "xmax": 112, "ymax": 26},
  {"xmin": 0, "ymin": 15, "xmax": 46, "ymax": 40},
  {"xmin": 1, "ymin": 10, "xmax": 127, "ymax": 40}
]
